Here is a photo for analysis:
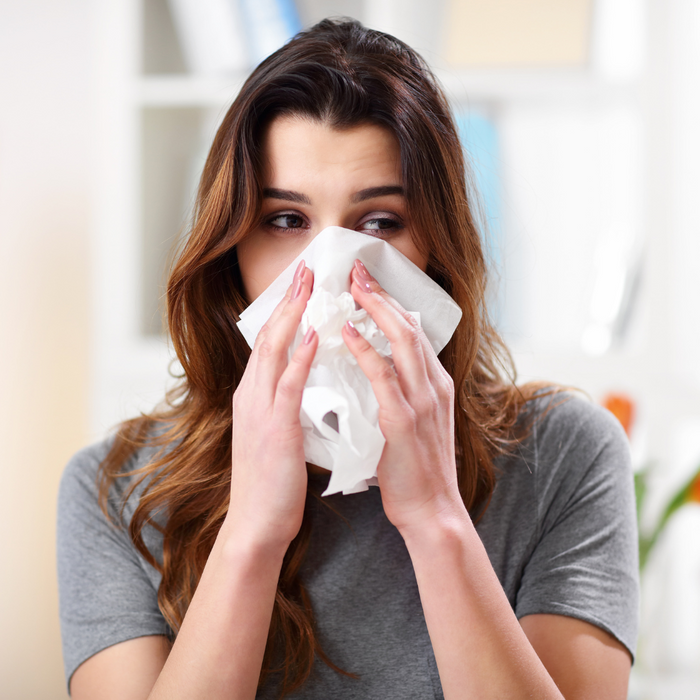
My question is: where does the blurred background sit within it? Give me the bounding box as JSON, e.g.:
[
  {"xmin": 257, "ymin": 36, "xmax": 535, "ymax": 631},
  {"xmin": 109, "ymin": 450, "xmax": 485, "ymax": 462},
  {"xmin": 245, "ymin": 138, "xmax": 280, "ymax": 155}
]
[{"xmin": 1, "ymin": 0, "xmax": 699, "ymax": 697}]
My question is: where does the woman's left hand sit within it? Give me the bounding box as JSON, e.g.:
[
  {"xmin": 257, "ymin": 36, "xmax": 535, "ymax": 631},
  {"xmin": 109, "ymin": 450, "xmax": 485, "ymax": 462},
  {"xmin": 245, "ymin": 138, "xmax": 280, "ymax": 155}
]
[{"xmin": 341, "ymin": 259, "xmax": 467, "ymax": 536}]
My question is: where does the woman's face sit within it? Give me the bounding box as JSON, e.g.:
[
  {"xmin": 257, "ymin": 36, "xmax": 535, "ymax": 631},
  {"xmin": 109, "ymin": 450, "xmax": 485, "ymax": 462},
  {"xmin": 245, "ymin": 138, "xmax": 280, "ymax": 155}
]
[{"xmin": 236, "ymin": 116, "xmax": 428, "ymax": 301}]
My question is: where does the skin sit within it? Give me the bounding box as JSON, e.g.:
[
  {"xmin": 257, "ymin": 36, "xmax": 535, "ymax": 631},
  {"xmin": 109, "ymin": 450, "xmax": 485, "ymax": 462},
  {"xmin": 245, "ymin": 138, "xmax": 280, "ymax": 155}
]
[
  {"xmin": 71, "ymin": 117, "xmax": 632, "ymax": 700},
  {"xmin": 236, "ymin": 115, "xmax": 428, "ymax": 300}
]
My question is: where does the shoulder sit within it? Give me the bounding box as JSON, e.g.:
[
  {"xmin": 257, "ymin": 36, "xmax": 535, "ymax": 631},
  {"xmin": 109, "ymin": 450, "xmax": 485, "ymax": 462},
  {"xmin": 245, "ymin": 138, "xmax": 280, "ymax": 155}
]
[
  {"xmin": 482, "ymin": 391, "xmax": 639, "ymax": 657},
  {"xmin": 57, "ymin": 436, "xmax": 172, "ymax": 688},
  {"xmin": 513, "ymin": 391, "xmax": 631, "ymax": 487},
  {"xmin": 483, "ymin": 390, "xmax": 635, "ymax": 557},
  {"xmin": 58, "ymin": 433, "xmax": 163, "ymax": 526},
  {"xmin": 60, "ymin": 437, "xmax": 114, "ymax": 489},
  {"xmin": 525, "ymin": 390, "xmax": 626, "ymax": 448},
  {"xmin": 58, "ymin": 437, "xmax": 115, "ymax": 519}
]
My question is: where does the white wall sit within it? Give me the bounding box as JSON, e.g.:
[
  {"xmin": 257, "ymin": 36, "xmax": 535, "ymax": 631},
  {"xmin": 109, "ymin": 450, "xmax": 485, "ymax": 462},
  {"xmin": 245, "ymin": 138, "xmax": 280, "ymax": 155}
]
[{"xmin": 0, "ymin": 1, "xmax": 93, "ymax": 697}]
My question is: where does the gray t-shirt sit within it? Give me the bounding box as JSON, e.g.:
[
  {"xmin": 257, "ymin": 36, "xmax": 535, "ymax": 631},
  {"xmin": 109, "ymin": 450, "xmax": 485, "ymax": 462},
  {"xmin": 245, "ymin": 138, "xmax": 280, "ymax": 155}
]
[{"xmin": 57, "ymin": 394, "xmax": 639, "ymax": 697}]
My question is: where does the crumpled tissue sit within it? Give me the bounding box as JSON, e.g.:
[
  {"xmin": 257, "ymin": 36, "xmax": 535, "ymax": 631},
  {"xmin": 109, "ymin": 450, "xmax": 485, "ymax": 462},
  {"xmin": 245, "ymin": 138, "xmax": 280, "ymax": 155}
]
[{"xmin": 237, "ymin": 226, "xmax": 462, "ymax": 496}]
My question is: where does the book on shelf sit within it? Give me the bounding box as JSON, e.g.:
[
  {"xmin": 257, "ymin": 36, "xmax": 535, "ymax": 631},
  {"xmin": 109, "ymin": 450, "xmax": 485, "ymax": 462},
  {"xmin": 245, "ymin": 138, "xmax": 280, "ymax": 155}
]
[
  {"xmin": 168, "ymin": 0, "xmax": 249, "ymax": 74},
  {"xmin": 240, "ymin": 0, "xmax": 302, "ymax": 66},
  {"xmin": 168, "ymin": 0, "xmax": 302, "ymax": 75}
]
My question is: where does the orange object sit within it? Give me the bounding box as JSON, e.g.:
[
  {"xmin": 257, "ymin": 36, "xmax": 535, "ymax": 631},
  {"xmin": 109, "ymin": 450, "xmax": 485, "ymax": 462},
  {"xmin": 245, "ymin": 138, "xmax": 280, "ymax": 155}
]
[
  {"xmin": 688, "ymin": 474, "xmax": 700, "ymax": 504},
  {"xmin": 601, "ymin": 393, "xmax": 635, "ymax": 437}
]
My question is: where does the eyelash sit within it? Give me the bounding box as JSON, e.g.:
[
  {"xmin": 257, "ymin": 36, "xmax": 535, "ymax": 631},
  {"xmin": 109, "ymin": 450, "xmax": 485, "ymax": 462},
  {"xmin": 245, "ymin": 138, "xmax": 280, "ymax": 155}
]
[
  {"xmin": 264, "ymin": 212, "xmax": 308, "ymax": 232},
  {"xmin": 263, "ymin": 212, "xmax": 404, "ymax": 237}
]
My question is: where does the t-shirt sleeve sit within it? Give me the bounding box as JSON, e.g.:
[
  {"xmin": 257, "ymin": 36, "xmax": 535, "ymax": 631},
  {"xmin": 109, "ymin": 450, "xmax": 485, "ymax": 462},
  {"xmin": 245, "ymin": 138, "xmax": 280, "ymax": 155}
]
[
  {"xmin": 514, "ymin": 397, "xmax": 640, "ymax": 658},
  {"xmin": 56, "ymin": 441, "xmax": 171, "ymax": 690}
]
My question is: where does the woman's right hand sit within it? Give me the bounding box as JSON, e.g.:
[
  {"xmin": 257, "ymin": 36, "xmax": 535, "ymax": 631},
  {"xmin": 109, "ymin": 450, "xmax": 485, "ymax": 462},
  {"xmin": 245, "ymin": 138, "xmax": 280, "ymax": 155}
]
[{"xmin": 225, "ymin": 261, "xmax": 317, "ymax": 552}]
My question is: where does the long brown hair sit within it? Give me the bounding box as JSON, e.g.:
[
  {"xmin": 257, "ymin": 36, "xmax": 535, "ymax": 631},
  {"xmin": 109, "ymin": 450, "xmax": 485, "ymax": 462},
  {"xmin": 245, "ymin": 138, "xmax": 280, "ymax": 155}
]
[{"xmin": 99, "ymin": 18, "xmax": 542, "ymax": 697}]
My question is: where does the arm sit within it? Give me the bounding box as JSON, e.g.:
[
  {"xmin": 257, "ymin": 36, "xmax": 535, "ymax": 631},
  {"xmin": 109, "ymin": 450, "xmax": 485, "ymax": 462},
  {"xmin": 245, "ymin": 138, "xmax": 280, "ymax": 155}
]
[
  {"xmin": 521, "ymin": 614, "xmax": 631, "ymax": 699},
  {"xmin": 342, "ymin": 260, "xmax": 631, "ymax": 700},
  {"xmin": 71, "ymin": 534, "xmax": 289, "ymax": 700},
  {"xmin": 70, "ymin": 264, "xmax": 318, "ymax": 700},
  {"xmin": 402, "ymin": 515, "xmax": 631, "ymax": 699},
  {"xmin": 70, "ymin": 637, "xmax": 170, "ymax": 700}
]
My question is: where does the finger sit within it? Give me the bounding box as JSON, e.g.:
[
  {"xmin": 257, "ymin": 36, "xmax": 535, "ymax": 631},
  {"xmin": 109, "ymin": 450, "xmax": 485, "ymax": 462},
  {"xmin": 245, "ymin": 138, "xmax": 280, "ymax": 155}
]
[
  {"xmin": 274, "ymin": 326, "xmax": 318, "ymax": 425},
  {"xmin": 251, "ymin": 265, "xmax": 315, "ymax": 395},
  {"xmin": 351, "ymin": 259, "xmax": 449, "ymax": 385},
  {"xmin": 341, "ymin": 320, "xmax": 410, "ymax": 417},
  {"xmin": 242, "ymin": 261, "xmax": 305, "ymax": 386},
  {"xmin": 252, "ymin": 259, "xmax": 306, "ymax": 350},
  {"xmin": 350, "ymin": 261, "xmax": 432, "ymax": 397}
]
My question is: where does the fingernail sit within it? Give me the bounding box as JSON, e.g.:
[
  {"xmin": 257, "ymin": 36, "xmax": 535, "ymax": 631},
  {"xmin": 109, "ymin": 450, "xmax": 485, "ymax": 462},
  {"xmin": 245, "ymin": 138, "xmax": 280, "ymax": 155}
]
[
  {"xmin": 355, "ymin": 276, "xmax": 372, "ymax": 294},
  {"xmin": 345, "ymin": 320, "xmax": 360, "ymax": 337},
  {"xmin": 291, "ymin": 277, "xmax": 303, "ymax": 300},
  {"xmin": 293, "ymin": 259, "xmax": 305, "ymax": 283},
  {"xmin": 354, "ymin": 259, "xmax": 373, "ymax": 281},
  {"xmin": 303, "ymin": 326, "xmax": 315, "ymax": 345}
]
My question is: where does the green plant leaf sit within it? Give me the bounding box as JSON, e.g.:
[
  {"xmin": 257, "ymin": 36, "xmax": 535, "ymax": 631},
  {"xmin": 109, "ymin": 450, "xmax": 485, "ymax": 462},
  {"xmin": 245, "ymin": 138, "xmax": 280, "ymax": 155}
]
[{"xmin": 639, "ymin": 462, "xmax": 700, "ymax": 571}]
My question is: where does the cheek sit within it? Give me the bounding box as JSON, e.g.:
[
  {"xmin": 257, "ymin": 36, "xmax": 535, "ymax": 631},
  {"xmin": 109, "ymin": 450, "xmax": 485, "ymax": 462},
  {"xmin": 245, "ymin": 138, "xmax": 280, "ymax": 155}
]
[
  {"xmin": 236, "ymin": 231, "xmax": 310, "ymax": 301},
  {"xmin": 235, "ymin": 235, "xmax": 277, "ymax": 302},
  {"xmin": 388, "ymin": 236, "xmax": 428, "ymax": 272}
]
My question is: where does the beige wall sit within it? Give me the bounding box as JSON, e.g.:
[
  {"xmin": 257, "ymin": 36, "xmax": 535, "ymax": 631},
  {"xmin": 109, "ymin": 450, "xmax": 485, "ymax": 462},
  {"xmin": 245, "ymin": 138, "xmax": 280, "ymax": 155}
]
[
  {"xmin": 444, "ymin": 0, "xmax": 592, "ymax": 67},
  {"xmin": 0, "ymin": 1, "xmax": 92, "ymax": 697}
]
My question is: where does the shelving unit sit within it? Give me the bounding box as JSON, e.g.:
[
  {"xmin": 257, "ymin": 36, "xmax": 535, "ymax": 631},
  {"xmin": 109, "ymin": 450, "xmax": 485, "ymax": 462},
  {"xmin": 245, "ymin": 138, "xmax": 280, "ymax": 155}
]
[{"xmin": 90, "ymin": 0, "xmax": 647, "ymax": 432}]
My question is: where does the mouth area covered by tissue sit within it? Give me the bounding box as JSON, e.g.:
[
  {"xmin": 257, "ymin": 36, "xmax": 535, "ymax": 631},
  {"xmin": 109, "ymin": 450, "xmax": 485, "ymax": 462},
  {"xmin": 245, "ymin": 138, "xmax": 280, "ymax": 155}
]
[{"xmin": 237, "ymin": 226, "xmax": 462, "ymax": 496}]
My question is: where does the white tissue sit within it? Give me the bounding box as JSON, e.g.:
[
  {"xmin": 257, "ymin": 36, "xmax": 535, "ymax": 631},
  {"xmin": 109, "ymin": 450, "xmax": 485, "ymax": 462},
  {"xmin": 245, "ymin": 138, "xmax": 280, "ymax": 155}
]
[{"xmin": 237, "ymin": 226, "xmax": 462, "ymax": 496}]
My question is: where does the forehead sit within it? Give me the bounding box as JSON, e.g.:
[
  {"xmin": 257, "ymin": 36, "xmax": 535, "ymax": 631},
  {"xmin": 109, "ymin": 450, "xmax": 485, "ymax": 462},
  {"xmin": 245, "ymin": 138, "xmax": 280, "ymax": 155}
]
[{"xmin": 261, "ymin": 116, "xmax": 402, "ymax": 186}]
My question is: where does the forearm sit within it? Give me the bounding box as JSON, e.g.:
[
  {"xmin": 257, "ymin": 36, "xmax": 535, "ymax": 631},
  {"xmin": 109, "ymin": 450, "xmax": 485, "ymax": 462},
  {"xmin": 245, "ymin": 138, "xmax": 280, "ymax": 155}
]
[
  {"xmin": 148, "ymin": 520, "xmax": 287, "ymax": 700},
  {"xmin": 402, "ymin": 511, "xmax": 563, "ymax": 700}
]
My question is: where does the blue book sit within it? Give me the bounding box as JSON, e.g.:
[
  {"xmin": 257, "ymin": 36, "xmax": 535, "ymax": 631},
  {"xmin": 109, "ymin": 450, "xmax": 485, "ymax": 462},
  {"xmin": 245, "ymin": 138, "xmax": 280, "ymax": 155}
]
[
  {"xmin": 240, "ymin": 0, "xmax": 302, "ymax": 65},
  {"xmin": 454, "ymin": 112, "xmax": 502, "ymax": 319}
]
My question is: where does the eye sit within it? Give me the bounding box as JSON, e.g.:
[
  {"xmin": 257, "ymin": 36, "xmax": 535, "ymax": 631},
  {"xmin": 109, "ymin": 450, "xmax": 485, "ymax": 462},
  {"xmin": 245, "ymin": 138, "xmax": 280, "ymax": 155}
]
[
  {"xmin": 358, "ymin": 217, "xmax": 404, "ymax": 235},
  {"xmin": 266, "ymin": 213, "xmax": 307, "ymax": 230}
]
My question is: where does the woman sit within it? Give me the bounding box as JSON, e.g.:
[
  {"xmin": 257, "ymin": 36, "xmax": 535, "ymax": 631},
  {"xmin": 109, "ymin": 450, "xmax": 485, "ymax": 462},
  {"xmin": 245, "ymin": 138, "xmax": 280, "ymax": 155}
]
[{"xmin": 58, "ymin": 18, "xmax": 638, "ymax": 700}]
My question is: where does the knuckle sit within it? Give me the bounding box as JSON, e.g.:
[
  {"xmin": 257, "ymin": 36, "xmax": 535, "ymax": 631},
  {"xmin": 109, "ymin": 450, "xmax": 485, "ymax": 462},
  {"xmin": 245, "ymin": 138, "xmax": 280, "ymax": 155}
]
[
  {"xmin": 404, "ymin": 312, "xmax": 420, "ymax": 330},
  {"xmin": 289, "ymin": 350, "xmax": 308, "ymax": 371},
  {"xmin": 376, "ymin": 361, "xmax": 396, "ymax": 384},
  {"xmin": 414, "ymin": 393, "xmax": 439, "ymax": 420},
  {"xmin": 398, "ymin": 323, "xmax": 421, "ymax": 348},
  {"xmin": 438, "ymin": 373, "xmax": 455, "ymax": 400},
  {"xmin": 372, "ymin": 292, "xmax": 391, "ymax": 313},
  {"xmin": 357, "ymin": 341, "xmax": 376, "ymax": 361},
  {"xmin": 256, "ymin": 323, "xmax": 271, "ymax": 343},
  {"xmin": 256, "ymin": 339, "xmax": 277, "ymax": 359},
  {"xmin": 275, "ymin": 376, "xmax": 297, "ymax": 401}
]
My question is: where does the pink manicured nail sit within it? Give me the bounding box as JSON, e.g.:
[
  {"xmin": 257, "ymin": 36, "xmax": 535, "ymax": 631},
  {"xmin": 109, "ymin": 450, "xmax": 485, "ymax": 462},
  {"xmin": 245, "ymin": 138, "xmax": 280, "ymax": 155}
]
[
  {"xmin": 353, "ymin": 260, "xmax": 373, "ymax": 293},
  {"xmin": 291, "ymin": 276, "xmax": 303, "ymax": 300},
  {"xmin": 356, "ymin": 275, "xmax": 372, "ymax": 293},
  {"xmin": 354, "ymin": 259, "xmax": 373, "ymax": 281},
  {"xmin": 303, "ymin": 326, "xmax": 315, "ymax": 345},
  {"xmin": 345, "ymin": 320, "xmax": 360, "ymax": 337},
  {"xmin": 293, "ymin": 259, "xmax": 305, "ymax": 283}
]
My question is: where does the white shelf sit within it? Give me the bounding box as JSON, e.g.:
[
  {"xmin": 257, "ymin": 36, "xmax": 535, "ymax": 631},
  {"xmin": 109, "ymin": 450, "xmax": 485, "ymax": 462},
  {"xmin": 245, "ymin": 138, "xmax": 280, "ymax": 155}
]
[
  {"xmin": 132, "ymin": 68, "xmax": 641, "ymax": 109},
  {"xmin": 435, "ymin": 67, "xmax": 640, "ymax": 105},
  {"xmin": 134, "ymin": 74, "xmax": 248, "ymax": 106}
]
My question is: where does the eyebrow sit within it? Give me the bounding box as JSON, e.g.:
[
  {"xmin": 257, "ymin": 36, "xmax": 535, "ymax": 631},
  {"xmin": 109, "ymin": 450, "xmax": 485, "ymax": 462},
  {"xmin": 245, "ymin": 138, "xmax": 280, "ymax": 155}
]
[
  {"xmin": 262, "ymin": 188, "xmax": 311, "ymax": 204},
  {"xmin": 352, "ymin": 186, "xmax": 404, "ymax": 203},
  {"xmin": 261, "ymin": 185, "xmax": 404, "ymax": 206}
]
